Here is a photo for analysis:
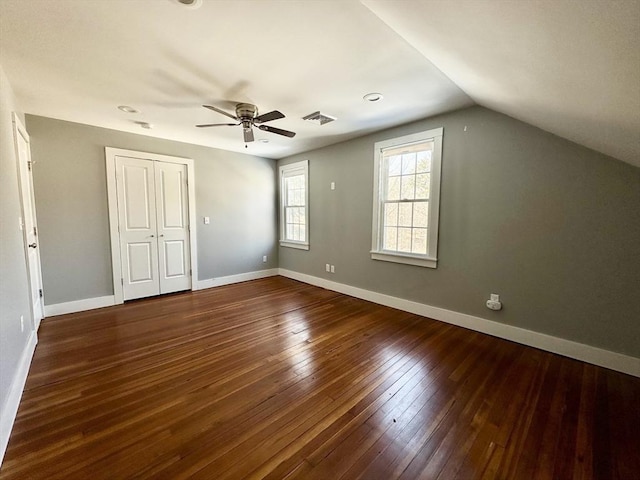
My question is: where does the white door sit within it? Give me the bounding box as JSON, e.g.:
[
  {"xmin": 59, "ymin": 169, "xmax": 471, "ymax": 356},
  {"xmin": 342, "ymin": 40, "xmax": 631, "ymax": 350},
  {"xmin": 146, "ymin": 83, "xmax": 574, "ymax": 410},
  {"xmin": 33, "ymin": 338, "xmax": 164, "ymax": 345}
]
[
  {"xmin": 115, "ymin": 156, "xmax": 191, "ymax": 301},
  {"xmin": 116, "ymin": 156, "xmax": 160, "ymax": 300},
  {"xmin": 155, "ymin": 162, "xmax": 191, "ymax": 294},
  {"xmin": 13, "ymin": 114, "xmax": 44, "ymax": 329}
]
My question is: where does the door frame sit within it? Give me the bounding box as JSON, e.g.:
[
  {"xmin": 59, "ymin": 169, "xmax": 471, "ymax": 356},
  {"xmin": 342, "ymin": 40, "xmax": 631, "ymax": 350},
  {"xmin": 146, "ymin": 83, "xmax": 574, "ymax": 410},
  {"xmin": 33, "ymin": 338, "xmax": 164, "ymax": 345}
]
[
  {"xmin": 105, "ymin": 147, "xmax": 198, "ymax": 305},
  {"xmin": 12, "ymin": 113, "xmax": 44, "ymax": 329}
]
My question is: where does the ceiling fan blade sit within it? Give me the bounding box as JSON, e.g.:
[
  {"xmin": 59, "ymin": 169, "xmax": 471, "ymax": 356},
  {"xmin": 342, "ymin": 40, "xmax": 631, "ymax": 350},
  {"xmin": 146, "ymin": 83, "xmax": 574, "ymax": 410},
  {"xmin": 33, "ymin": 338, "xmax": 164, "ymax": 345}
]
[
  {"xmin": 203, "ymin": 104, "xmax": 238, "ymax": 120},
  {"xmin": 258, "ymin": 124, "xmax": 296, "ymax": 138},
  {"xmin": 243, "ymin": 127, "xmax": 254, "ymax": 143},
  {"xmin": 254, "ymin": 110, "xmax": 285, "ymax": 124},
  {"xmin": 196, "ymin": 123, "xmax": 239, "ymax": 128}
]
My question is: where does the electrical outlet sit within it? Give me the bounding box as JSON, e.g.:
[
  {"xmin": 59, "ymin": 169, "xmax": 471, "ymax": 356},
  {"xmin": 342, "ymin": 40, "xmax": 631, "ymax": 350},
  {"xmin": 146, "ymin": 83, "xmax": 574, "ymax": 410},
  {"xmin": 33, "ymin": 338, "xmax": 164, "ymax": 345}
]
[
  {"xmin": 330, "ymin": 265, "xmax": 335, "ymax": 273},
  {"xmin": 325, "ymin": 263, "xmax": 330, "ymax": 272},
  {"xmin": 486, "ymin": 293, "xmax": 502, "ymax": 311},
  {"xmin": 20, "ymin": 315, "xmax": 24, "ymax": 332},
  {"xmin": 262, "ymin": 255, "xmax": 267, "ymax": 263},
  {"xmin": 330, "ymin": 182, "xmax": 335, "ymax": 190}
]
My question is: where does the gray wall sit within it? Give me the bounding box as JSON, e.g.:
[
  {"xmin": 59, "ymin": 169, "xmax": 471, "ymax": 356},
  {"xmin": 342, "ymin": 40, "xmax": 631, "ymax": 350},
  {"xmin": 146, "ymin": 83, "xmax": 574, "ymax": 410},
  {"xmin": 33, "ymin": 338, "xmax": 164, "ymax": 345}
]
[
  {"xmin": 0, "ymin": 66, "xmax": 33, "ymax": 421},
  {"xmin": 278, "ymin": 106, "xmax": 640, "ymax": 358},
  {"xmin": 26, "ymin": 115, "xmax": 278, "ymax": 305}
]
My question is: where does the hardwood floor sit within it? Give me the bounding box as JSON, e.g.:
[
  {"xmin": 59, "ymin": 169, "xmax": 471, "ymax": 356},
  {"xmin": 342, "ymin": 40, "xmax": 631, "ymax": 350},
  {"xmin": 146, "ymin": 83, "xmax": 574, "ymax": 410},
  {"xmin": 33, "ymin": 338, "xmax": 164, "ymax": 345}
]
[{"xmin": 1, "ymin": 276, "xmax": 638, "ymax": 479}]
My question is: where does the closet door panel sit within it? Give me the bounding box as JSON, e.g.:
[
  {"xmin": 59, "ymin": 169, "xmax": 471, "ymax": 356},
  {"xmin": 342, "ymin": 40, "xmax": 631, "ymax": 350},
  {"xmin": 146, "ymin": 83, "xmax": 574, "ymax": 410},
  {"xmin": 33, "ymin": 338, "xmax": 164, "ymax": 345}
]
[
  {"xmin": 116, "ymin": 157, "xmax": 160, "ymax": 300},
  {"xmin": 155, "ymin": 162, "xmax": 191, "ymax": 294}
]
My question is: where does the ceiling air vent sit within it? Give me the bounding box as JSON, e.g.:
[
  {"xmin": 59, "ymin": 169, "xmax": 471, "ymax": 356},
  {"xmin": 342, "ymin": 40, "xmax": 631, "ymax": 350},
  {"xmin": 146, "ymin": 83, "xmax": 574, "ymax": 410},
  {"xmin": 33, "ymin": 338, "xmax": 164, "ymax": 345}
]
[{"xmin": 303, "ymin": 111, "xmax": 336, "ymax": 125}]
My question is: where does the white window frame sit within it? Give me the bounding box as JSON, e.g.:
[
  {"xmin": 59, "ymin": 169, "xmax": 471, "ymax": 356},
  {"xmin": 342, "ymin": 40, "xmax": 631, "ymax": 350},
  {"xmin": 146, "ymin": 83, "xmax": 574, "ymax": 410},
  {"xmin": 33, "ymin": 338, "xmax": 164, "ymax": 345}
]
[
  {"xmin": 371, "ymin": 127, "xmax": 443, "ymax": 268},
  {"xmin": 279, "ymin": 160, "xmax": 309, "ymax": 250}
]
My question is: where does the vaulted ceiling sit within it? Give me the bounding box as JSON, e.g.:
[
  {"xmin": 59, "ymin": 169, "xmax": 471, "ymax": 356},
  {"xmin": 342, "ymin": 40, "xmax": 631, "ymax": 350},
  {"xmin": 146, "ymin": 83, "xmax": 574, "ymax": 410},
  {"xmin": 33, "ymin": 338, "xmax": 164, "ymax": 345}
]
[{"xmin": 1, "ymin": 0, "xmax": 638, "ymax": 166}]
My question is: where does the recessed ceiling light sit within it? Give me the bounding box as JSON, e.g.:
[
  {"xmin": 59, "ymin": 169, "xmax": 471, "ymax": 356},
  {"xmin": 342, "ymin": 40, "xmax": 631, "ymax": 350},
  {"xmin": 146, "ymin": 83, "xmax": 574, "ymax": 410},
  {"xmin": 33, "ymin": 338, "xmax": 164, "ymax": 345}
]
[
  {"xmin": 172, "ymin": 0, "xmax": 203, "ymax": 9},
  {"xmin": 118, "ymin": 105, "xmax": 139, "ymax": 114},
  {"xmin": 363, "ymin": 93, "xmax": 384, "ymax": 102},
  {"xmin": 139, "ymin": 122, "xmax": 153, "ymax": 129}
]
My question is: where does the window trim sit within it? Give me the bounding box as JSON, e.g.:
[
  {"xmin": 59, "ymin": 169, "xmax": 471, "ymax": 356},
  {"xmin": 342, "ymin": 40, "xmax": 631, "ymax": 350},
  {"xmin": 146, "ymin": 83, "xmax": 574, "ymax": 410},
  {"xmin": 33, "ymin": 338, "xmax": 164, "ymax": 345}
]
[
  {"xmin": 279, "ymin": 160, "xmax": 309, "ymax": 250},
  {"xmin": 371, "ymin": 127, "xmax": 443, "ymax": 268}
]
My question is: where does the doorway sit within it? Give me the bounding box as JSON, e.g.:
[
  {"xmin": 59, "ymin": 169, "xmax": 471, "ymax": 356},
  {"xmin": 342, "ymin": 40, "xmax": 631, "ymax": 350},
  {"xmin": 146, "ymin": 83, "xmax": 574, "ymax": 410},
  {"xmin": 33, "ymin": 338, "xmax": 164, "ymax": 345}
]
[
  {"xmin": 106, "ymin": 148, "xmax": 197, "ymax": 303},
  {"xmin": 12, "ymin": 114, "xmax": 44, "ymax": 329}
]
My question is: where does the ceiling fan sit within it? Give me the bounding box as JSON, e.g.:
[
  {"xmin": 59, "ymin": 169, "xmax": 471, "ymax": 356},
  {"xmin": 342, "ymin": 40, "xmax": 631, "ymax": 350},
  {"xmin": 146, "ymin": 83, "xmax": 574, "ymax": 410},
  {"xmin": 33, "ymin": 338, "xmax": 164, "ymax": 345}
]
[{"xmin": 196, "ymin": 103, "xmax": 296, "ymax": 144}]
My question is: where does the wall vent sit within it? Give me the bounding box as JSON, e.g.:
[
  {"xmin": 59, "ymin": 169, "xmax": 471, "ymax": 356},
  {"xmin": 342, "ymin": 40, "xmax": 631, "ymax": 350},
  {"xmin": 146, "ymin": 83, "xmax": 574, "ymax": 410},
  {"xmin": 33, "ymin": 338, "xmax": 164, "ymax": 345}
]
[{"xmin": 302, "ymin": 111, "xmax": 337, "ymax": 125}]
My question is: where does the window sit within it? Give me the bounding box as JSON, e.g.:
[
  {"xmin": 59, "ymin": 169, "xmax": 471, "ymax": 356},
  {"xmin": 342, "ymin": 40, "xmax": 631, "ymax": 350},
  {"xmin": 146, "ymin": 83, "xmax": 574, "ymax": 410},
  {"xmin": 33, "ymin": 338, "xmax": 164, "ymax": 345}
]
[
  {"xmin": 371, "ymin": 128, "xmax": 443, "ymax": 268},
  {"xmin": 279, "ymin": 160, "xmax": 309, "ymax": 250}
]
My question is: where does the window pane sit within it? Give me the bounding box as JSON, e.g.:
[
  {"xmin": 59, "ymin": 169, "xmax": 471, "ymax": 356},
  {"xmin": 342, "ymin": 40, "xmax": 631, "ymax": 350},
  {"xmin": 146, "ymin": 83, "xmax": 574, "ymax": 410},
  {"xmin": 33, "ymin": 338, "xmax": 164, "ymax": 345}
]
[
  {"xmin": 373, "ymin": 131, "xmax": 442, "ymax": 262},
  {"xmin": 290, "ymin": 174, "xmax": 303, "ymax": 189},
  {"xmin": 412, "ymin": 228, "xmax": 428, "ymax": 254},
  {"xmin": 281, "ymin": 161, "xmax": 308, "ymax": 247},
  {"xmin": 417, "ymin": 149, "xmax": 432, "ymax": 173},
  {"xmin": 401, "ymin": 174, "xmax": 415, "ymax": 200},
  {"xmin": 413, "ymin": 202, "xmax": 428, "ymax": 228},
  {"xmin": 384, "ymin": 227, "xmax": 397, "ymax": 250},
  {"xmin": 285, "ymin": 176, "xmax": 305, "ymax": 207},
  {"xmin": 398, "ymin": 227, "xmax": 412, "ymax": 252},
  {"xmin": 398, "ymin": 202, "xmax": 412, "ymax": 227},
  {"xmin": 415, "ymin": 173, "xmax": 430, "ymax": 199},
  {"xmin": 401, "ymin": 153, "xmax": 416, "ymax": 175},
  {"xmin": 384, "ymin": 202, "xmax": 398, "ymax": 227},
  {"xmin": 387, "ymin": 176, "xmax": 400, "ymax": 201},
  {"xmin": 388, "ymin": 155, "xmax": 402, "ymax": 176}
]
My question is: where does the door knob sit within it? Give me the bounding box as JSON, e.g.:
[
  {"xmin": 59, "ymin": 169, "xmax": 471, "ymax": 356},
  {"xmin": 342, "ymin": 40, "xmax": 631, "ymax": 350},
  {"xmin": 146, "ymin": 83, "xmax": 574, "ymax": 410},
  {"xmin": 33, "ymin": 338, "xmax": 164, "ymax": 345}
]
[{"xmin": 28, "ymin": 243, "xmax": 37, "ymax": 248}]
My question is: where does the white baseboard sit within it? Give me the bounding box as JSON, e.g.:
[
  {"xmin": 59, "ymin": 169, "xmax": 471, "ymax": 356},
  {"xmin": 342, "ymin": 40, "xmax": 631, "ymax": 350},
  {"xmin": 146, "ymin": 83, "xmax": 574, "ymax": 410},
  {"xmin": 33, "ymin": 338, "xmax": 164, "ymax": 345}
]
[
  {"xmin": 195, "ymin": 268, "xmax": 279, "ymax": 291},
  {"xmin": 278, "ymin": 269, "xmax": 640, "ymax": 378},
  {"xmin": 44, "ymin": 295, "xmax": 115, "ymax": 317},
  {"xmin": 43, "ymin": 269, "xmax": 281, "ymax": 317},
  {"xmin": 1, "ymin": 330, "xmax": 37, "ymax": 465}
]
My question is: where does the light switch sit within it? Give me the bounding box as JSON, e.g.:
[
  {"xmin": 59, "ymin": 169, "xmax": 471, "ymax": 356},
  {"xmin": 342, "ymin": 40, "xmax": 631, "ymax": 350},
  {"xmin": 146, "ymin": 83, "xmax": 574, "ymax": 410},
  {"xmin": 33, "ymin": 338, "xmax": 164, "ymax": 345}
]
[{"xmin": 204, "ymin": 216, "xmax": 210, "ymax": 224}]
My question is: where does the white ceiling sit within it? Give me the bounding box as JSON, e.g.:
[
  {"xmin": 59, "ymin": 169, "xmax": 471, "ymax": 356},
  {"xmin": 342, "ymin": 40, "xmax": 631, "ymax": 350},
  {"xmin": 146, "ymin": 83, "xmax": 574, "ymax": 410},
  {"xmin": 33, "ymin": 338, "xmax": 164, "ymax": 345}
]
[{"xmin": 0, "ymin": 0, "xmax": 638, "ymax": 166}]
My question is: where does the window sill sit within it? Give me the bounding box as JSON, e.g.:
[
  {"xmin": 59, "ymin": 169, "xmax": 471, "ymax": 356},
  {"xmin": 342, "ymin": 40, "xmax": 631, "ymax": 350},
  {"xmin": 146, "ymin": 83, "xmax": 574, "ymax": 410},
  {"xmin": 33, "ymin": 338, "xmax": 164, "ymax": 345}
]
[
  {"xmin": 280, "ymin": 241, "xmax": 310, "ymax": 251},
  {"xmin": 370, "ymin": 251, "xmax": 437, "ymax": 268}
]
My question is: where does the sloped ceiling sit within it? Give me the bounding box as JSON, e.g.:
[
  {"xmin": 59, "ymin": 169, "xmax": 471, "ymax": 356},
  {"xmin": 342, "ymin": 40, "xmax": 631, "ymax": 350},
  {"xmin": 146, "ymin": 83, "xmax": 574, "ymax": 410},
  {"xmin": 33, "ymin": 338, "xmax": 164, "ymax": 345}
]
[
  {"xmin": 362, "ymin": 0, "xmax": 640, "ymax": 167},
  {"xmin": 0, "ymin": 0, "xmax": 638, "ymax": 166}
]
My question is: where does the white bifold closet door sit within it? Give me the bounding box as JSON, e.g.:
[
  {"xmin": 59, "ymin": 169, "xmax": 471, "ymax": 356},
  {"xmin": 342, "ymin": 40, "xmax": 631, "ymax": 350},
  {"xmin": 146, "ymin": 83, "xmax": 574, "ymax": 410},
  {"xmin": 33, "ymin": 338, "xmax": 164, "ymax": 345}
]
[{"xmin": 116, "ymin": 156, "xmax": 191, "ymax": 301}]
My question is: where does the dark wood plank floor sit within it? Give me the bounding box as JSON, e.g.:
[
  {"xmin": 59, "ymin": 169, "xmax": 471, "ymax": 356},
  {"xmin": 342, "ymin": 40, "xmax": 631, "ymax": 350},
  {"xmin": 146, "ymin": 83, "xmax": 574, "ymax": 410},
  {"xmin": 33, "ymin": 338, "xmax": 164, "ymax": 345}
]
[{"xmin": 2, "ymin": 276, "xmax": 638, "ymax": 479}]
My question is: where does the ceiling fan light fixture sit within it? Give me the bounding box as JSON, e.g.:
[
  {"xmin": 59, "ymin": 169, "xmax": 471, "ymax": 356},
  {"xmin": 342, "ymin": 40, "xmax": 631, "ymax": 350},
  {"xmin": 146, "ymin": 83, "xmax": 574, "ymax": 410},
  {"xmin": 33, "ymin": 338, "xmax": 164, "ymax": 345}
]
[
  {"xmin": 363, "ymin": 92, "xmax": 384, "ymax": 102},
  {"xmin": 198, "ymin": 103, "xmax": 296, "ymax": 142}
]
